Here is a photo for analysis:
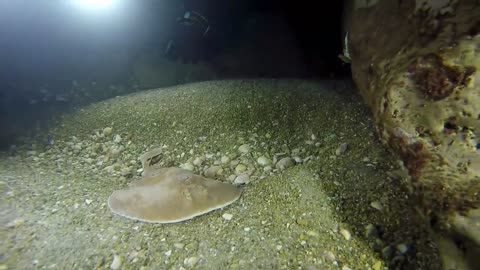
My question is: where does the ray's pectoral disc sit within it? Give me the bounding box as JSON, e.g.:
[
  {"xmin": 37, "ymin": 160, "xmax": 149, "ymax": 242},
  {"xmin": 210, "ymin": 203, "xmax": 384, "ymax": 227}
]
[{"xmin": 108, "ymin": 167, "xmax": 242, "ymax": 223}]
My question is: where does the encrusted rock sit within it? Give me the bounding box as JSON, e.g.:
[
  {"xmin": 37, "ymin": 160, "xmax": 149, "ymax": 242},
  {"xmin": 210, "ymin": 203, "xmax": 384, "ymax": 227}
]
[{"xmin": 345, "ymin": 1, "xmax": 480, "ymax": 267}]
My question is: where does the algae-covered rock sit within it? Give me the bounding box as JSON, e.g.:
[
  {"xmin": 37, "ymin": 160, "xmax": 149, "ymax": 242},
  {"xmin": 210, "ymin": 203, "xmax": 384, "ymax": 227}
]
[{"xmin": 344, "ymin": 0, "xmax": 480, "ymax": 268}]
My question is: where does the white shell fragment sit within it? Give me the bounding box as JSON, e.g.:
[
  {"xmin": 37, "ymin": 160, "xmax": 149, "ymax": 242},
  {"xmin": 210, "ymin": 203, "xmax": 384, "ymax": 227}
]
[
  {"xmin": 110, "ymin": 255, "xmax": 122, "ymax": 270},
  {"xmin": 370, "ymin": 201, "xmax": 384, "ymax": 212},
  {"xmin": 222, "ymin": 213, "xmax": 233, "ymax": 221},
  {"xmin": 108, "ymin": 167, "xmax": 242, "ymax": 223},
  {"xmin": 339, "ymin": 228, "xmax": 352, "ymax": 241}
]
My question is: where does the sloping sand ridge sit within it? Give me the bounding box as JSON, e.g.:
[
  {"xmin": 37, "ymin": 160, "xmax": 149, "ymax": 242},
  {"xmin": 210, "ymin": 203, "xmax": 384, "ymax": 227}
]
[{"xmin": 0, "ymin": 79, "xmax": 439, "ymax": 269}]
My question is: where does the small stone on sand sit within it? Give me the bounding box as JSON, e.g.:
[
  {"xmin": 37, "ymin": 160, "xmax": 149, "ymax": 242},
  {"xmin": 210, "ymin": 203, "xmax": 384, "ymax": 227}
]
[
  {"xmin": 184, "ymin": 256, "xmax": 199, "ymax": 267},
  {"xmin": 335, "ymin": 143, "xmax": 348, "ymax": 155},
  {"xmin": 110, "ymin": 255, "xmax": 122, "ymax": 270},
  {"xmin": 222, "ymin": 213, "xmax": 233, "ymax": 221},
  {"xmin": 113, "ymin": 134, "xmax": 122, "ymax": 143},
  {"xmin": 339, "ymin": 228, "xmax": 351, "ymax": 241},
  {"xmin": 238, "ymin": 144, "xmax": 251, "ymax": 154},
  {"xmin": 5, "ymin": 218, "xmax": 25, "ymax": 228},
  {"xmin": 370, "ymin": 201, "xmax": 383, "ymax": 211},
  {"xmin": 235, "ymin": 164, "xmax": 247, "ymax": 174},
  {"xmin": 257, "ymin": 156, "xmax": 271, "ymax": 166},
  {"xmin": 275, "ymin": 157, "xmax": 295, "ymax": 170},
  {"xmin": 234, "ymin": 174, "xmax": 249, "ymax": 185},
  {"xmin": 103, "ymin": 127, "xmax": 113, "ymax": 136}
]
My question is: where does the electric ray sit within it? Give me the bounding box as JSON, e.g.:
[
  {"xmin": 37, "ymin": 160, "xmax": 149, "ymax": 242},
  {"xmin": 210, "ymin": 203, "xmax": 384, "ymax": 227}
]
[{"xmin": 108, "ymin": 148, "xmax": 242, "ymax": 223}]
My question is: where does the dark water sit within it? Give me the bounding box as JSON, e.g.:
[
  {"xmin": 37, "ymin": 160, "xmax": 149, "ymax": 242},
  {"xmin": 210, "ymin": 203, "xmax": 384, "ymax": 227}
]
[{"xmin": 0, "ymin": 0, "xmax": 348, "ymax": 148}]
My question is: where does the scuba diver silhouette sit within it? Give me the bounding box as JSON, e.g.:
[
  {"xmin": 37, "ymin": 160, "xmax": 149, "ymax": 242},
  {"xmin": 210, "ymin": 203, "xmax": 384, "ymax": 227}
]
[{"xmin": 164, "ymin": 6, "xmax": 210, "ymax": 64}]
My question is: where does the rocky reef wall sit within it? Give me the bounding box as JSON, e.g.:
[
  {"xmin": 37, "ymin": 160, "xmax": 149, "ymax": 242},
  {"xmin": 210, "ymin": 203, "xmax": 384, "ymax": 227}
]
[{"xmin": 343, "ymin": 0, "xmax": 480, "ymax": 268}]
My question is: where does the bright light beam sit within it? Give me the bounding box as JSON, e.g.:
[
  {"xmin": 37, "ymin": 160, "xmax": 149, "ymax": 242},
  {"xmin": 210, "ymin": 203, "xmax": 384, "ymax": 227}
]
[{"xmin": 72, "ymin": 0, "xmax": 115, "ymax": 10}]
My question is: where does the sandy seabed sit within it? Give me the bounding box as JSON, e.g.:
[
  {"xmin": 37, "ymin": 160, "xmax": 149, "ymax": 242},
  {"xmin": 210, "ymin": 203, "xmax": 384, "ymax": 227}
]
[{"xmin": 0, "ymin": 79, "xmax": 439, "ymax": 269}]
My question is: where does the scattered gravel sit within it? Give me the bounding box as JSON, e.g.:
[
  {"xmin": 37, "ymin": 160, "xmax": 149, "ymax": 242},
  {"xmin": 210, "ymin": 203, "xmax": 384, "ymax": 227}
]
[{"xmin": 0, "ymin": 79, "xmax": 440, "ymax": 269}]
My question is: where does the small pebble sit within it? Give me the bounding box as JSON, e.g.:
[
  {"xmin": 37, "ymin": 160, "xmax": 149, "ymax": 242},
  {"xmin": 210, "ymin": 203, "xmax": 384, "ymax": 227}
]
[
  {"xmin": 296, "ymin": 217, "xmax": 309, "ymax": 226},
  {"xmin": 193, "ymin": 157, "xmax": 204, "ymax": 166},
  {"xmin": 5, "ymin": 218, "xmax": 25, "ymax": 228},
  {"xmin": 205, "ymin": 166, "xmax": 222, "ymax": 178},
  {"xmin": 222, "ymin": 213, "xmax": 233, "ymax": 221},
  {"xmin": 238, "ymin": 144, "xmax": 251, "ymax": 154},
  {"xmin": 323, "ymin": 250, "xmax": 336, "ymax": 262},
  {"xmin": 184, "ymin": 256, "xmax": 199, "ymax": 267},
  {"xmin": 370, "ymin": 201, "xmax": 384, "ymax": 211},
  {"xmin": 103, "ymin": 127, "xmax": 113, "ymax": 136},
  {"xmin": 221, "ymin": 156, "xmax": 230, "ymax": 164},
  {"xmin": 174, "ymin": 243, "xmax": 185, "ymax": 249},
  {"xmin": 382, "ymin": 245, "xmax": 394, "ymax": 259},
  {"xmin": 365, "ymin": 224, "xmax": 379, "ymax": 238},
  {"xmin": 292, "ymin": 156, "xmax": 302, "ymax": 163},
  {"xmin": 230, "ymin": 159, "xmax": 240, "ymax": 167},
  {"xmin": 235, "ymin": 164, "xmax": 247, "ymax": 174},
  {"xmin": 397, "ymin": 243, "xmax": 408, "ymax": 254},
  {"xmin": 335, "ymin": 143, "xmax": 348, "ymax": 155},
  {"xmin": 120, "ymin": 167, "xmax": 131, "ymax": 176},
  {"xmin": 85, "ymin": 199, "xmax": 92, "ymax": 205},
  {"xmin": 244, "ymin": 227, "xmax": 251, "ymax": 232},
  {"xmin": 339, "ymin": 228, "xmax": 351, "ymax": 241},
  {"xmin": 275, "ymin": 157, "xmax": 296, "ymax": 170},
  {"xmin": 110, "ymin": 255, "xmax": 122, "ymax": 270},
  {"xmin": 164, "ymin": 250, "xmax": 172, "ymax": 256},
  {"xmin": 372, "ymin": 260, "xmax": 382, "ymax": 270},
  {"xmin": 113, "ymin": 134, "xmax": 122, "ymax": 144},
  {"xmin": 257, "ymin": 156, "xmax": 271, "ymax": 166},
  {"xmin": 180, "ymin": 163, "xmax": 194, "ymax": 171},
  {"xmin": 234, "ymin": 174, "xmax": 249, "ymax": 185}
]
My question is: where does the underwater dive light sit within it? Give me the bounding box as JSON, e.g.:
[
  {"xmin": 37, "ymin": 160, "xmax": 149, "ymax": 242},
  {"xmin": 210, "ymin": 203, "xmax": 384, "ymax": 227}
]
[{"xmin": 72, "ymin": 0, "xmax": 115, "ymax": 10}]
